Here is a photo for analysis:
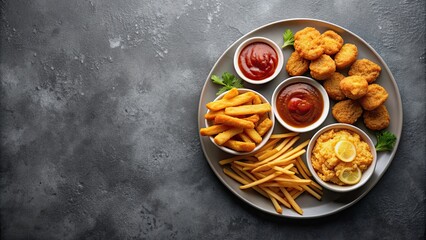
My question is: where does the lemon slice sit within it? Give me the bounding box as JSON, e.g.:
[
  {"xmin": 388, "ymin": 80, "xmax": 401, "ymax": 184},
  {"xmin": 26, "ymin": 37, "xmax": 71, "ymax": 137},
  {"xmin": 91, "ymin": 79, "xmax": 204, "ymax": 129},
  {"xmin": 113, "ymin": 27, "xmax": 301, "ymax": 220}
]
[
  {"xmin": 335, "ymin": 140, "xmax": 356, "ymax": 162},
  {"xmin": 339, "ymin": 167, "xmax": 362, "ymax": 185}
]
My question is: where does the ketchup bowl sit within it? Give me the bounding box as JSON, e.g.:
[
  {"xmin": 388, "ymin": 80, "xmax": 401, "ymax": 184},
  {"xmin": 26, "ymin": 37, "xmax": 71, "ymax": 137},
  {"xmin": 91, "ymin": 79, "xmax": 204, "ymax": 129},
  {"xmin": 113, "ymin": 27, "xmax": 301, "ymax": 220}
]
[
  {"xmin": 272, "ymin": 76, "xmax": 329, "ymax": 133},
  {"xmin": 234, "ymin": 37, "xmax": 284, "ymax": 85}
]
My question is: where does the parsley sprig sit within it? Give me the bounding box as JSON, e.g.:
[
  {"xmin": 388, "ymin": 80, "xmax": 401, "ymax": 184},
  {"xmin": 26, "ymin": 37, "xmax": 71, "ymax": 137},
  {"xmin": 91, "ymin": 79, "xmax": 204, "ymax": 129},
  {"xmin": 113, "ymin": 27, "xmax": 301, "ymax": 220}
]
[
  {"xmin": 211, "ymin": 72, "xmax": 244, "ymax": 95},
  {"xmin": 282, "ymin": 29, "xmax": 294, "ymax": 48},
  {"xmin": 375, "ymin": 130, "xmax": 397, "ymax": 152}
]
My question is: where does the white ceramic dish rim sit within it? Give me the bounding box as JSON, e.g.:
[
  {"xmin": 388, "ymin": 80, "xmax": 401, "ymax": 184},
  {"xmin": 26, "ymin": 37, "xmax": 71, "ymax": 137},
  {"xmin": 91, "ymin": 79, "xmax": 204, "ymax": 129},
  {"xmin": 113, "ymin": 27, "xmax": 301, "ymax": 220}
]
[
  {"xmin": 271, "ymin": 76, "xmax": 330, "ymax": 133},
  {"xmin": 233, "ymin": 37, "xmax": 284, "ymax": 85},
  {"xmin": 204, "ymin": 88, "xmax": 275, "ymax": 155},
  {"xmin": 198, "ymin": 18, "xmax": 403, "ymax": 219},
  {"xmin": 306, "ymin": 123, "xmax": 378, "ymax": 192}
]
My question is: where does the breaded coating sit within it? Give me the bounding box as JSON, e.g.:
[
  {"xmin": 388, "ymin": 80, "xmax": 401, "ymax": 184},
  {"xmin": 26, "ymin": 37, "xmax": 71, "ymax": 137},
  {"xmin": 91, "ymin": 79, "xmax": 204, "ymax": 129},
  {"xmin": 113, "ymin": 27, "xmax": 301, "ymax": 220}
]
[
  {"xmin": 285, "ymin": 51, "xmax": 310, "ymax": 76},
  {"xmin": 358, "ymin": 84, "xmax": 389, "ymax": 110},
  {"xmin": 332, "ymin": 99, "xmax": 363, "ymax": 124},
  {"xmin": 339, "ymin": 76, "xmax": 368, "ymax": 100},
  {"xmin": 323, "ymin": 72, "xmax": 347, "ymax": 101},
  {"xmin": 363, "ymin": 105, "xmax": 390, "ymax": 130},
  {"xmin": 321, "ymin": 30, "xmax": 344, "ymax": 55},
  {"xmin": 334, "ymin": 43, "xmax": 358, "ymax": 69},
  {"xmin": 309, "ymin": 54, "xmax": 336, "ymax": 80},
  {"xmin": 348, "ymin": 59, "xmax": 382, "ymax": 83},
  {"xmin": 294, "ymin": 27, "xmax": 324, "ymax": 60}
]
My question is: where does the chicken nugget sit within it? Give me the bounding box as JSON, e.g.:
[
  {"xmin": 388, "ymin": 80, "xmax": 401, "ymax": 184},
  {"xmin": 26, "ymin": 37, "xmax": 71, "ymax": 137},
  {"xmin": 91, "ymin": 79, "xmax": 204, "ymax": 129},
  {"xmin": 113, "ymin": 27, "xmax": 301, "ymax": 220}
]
[
  {"xmin": 363, "ymin": 105, "xmax": 390, "ymax": 130},
  {"xmin": 334, "ymin": 43, "xmax": 358, "ymax": 69},
  {"xmin": 339, "ymin": 76, "xmax": 368, "ymax": 100},
  {"xmin": 358, "ymin": 84, "xmax": 389, "ymax": 110},
  {"xmin": 285, "ymin": 51, "xmax": 310, "ymax": 76},
  {"xmin": 348, "ymin": 59, "xmax": 382, "ymax": 83},
  {"xmin": 294, "ymin": 27, "xmax": 324, "ymax": 60},
  {"xmin": 321, "ymin": 30, "xmax": 344, "ymax": 55},
  {"xmin": 332, "ymin": 99, "xmax": 363, "ymax": 124},
  {"xmin": 309, "ymin": 54, "xmax": 336, "ymax": 80},
  {"xmin": 323, "ymin": 72, "xmax": 346, "ymax": 101}
]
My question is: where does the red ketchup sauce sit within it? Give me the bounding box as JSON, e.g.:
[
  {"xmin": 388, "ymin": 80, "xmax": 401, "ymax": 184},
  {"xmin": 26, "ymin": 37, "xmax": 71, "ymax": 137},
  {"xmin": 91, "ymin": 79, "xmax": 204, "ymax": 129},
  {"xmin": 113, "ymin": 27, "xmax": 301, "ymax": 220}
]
[
  {"xmin": 276, "ymin": 83, "xmax": 323, "ymax": 128},
  {"xmin": 238, "ymin": 42, "xmax": 278, "ymax": 80}
]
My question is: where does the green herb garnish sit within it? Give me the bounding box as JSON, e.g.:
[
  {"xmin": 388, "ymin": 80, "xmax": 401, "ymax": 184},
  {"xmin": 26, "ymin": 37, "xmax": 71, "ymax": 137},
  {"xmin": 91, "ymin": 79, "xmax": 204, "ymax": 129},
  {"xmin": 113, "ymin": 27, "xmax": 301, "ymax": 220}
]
[
  {"xmin": 375, "ymin": 130, "xmax": 397, "ymax": 152},
  {"xmin": 282, "ymin": 29, "xmax": 294, "ymax": 48},
  {"xmin": 211, "ymin": 72, "xmax": 244, "ymax": 95}
]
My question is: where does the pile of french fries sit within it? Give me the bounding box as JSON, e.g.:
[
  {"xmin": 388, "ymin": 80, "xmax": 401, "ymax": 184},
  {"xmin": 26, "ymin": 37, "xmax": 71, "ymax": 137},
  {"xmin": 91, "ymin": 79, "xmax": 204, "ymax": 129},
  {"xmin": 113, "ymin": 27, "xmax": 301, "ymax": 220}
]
[
  {"xmin": 219, "ymin": 132, "xmax": 323, "ymax": 215},
  {"xmin": 200, "ymin": 88, "xmax": 273, "ymax": 152}
]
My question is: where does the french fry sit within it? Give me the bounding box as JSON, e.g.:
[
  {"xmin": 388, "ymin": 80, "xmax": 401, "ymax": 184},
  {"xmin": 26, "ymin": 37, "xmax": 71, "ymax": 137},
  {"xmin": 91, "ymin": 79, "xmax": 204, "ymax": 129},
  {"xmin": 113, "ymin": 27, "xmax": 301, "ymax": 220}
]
[
  {"xmin": 270, "ymin": 132, "xmax": 299, "ymax": 139},
  {"xmin": 214, "ymin": 128, "xmax": 243, "ymax": 145},
  {"xmin": 225, "ymin": 103, "xmax": 271, "ymax": 116},
  {"xmin": 223, "ymin": 87, "xmax": 239, "ymax": 100},
  {"xmin": 243, "ymin": 114, "xmax": 260, "ymax": 123},
  {"xmin": 252, "ymin": 94, "xmax": 262, "ymax": 104},
  {"xmin": 256, "ymin": 118, "xmax": 273, "ymax": 136},
  {"xmin": 244, "ymin": 128, "xmax": 262, "ymax": 144},
  {"xmin": 296, "ymin": 156, "xmax": 312, "ymax": 177},
  {"xmin": 200, "ymin": 124, "xmax": 229, "ymax": 136},
  {"xmin": 269, "ymin": 195, "xmax": 283, "ymax": 214},
  {"xmin": 240, "ymin": 171, "xmax": 283, "ymax": 189},
  {"xmin": 206, "ymin": 92, "xmax": 255, "ymax": 111},
  {"xmin": 219, "ymin": 155, "xmax": 249, "ymax": 165},
  {"xmin": 238, "ymin": 133, "xmax": 254, "ymax": 143},
  {"xmin": 214, "ymin": 114, "xmax": 255, "ymax": 129},
  {"xmin": 223, "ymin": 140, "xmax": 256, "ymax": 152},
  {"xmin": 204, "ymin": 109, "xmax": 225, "ymax": 120},
  {"xmin": 260, "ymin": 182, "xmax": 303, "ymax": 191},
  {"xmin": 281, "ymin": 187, "xmax": 303, "ymax": 215}
]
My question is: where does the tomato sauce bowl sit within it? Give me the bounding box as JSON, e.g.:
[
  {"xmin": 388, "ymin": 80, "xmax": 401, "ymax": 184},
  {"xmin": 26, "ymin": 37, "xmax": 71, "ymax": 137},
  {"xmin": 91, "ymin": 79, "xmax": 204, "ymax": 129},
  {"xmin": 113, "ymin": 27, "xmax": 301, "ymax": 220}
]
[
  {"xmin": 233, "ymin": 37, "xmax": 284, "ymax": 85},
  {"xmin": 272, "ymin": 76, "xmax": 329, "ymax": 133}
]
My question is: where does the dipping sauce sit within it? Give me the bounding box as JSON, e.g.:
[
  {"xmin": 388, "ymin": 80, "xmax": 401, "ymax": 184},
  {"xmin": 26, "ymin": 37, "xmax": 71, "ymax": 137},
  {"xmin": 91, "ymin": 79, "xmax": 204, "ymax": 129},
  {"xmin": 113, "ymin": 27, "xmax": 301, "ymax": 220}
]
[
  {"xmin": 276, "ymin": 83, "xmax": 323, "ymax": 127},
  {"xmin": 238, "ymin": 42, "xmax": 278, "ymax": 80}
]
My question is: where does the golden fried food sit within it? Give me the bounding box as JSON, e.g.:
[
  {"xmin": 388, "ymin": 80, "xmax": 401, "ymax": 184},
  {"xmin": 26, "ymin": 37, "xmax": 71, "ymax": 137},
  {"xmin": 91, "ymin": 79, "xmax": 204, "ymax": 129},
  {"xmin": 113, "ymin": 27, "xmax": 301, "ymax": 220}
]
[
  {"xmin": 348, "ymin": 59, "xmax": 382, "ymax": 83},
  {"xmin": 323, "ymin": 72, "xmax": 347, "ymax": 101},
  {"xmin": 294, "ymin": 27, "xmax": 324, "ymax": 60},
  {"xmin": 363, "ymin": 105, "xmax": 390, "ymax": 130},
  {"xmin": 311, "ymin": 129, "xmax": 373, "ymax": 186},
  {"xmin": 285, "ymin": 51, "xmax": 309, "ymax": 76},
  {"xmin": 334, "ymin": 43, "xmax": 358, "ymax": 69},
  {"xmin": 309, "ymin": 54, "xmax": 336, "ymax": 80},
  {"xmin": 358, "ymin": 84, "xmax": 389, "ymax": 110},
  {"xmin": 321, "ymin": 30, "xmax": 344, "ymax": 55},
  {"xmin": 201, "ymin": 88, "xmax": 273, "ymax": 152},
  {"xmin": 220, "ymin": 134, "xmax": 321, "ymax": 215},
  {"xmin": 339, "ymin": 76, "xmax": 368, "ymax": 100},
  {"xmin": 332, "ymin": 99, "xmax": 363, "ymax": 124}
]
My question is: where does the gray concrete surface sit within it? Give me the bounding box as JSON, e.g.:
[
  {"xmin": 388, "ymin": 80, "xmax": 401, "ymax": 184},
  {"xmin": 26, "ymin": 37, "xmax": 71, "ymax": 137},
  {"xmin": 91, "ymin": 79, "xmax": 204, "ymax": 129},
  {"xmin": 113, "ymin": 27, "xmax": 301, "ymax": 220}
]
[{"xmin": 1, "ymin": 0, "xmax": 425, "ymax": 239}]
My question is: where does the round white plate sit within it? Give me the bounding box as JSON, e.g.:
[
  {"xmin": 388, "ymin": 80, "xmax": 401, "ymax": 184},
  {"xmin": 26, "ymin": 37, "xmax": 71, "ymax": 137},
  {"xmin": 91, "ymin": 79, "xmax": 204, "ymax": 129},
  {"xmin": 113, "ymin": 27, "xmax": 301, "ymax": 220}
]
[{"xmin": 198, "ymin": 18, "xmax": 402, "ymax": 218}]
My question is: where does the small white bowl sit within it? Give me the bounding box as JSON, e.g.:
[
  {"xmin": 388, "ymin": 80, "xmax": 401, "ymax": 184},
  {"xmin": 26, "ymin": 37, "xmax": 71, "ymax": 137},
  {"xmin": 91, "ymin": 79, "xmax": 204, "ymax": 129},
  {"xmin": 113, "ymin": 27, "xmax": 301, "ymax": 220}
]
[
  {"xmin": 233, "ymin": 37, "xmax": 284, "ymax": 85},
  {"xmin": 306, "ymin": 123, "xmax": 377, "ymax": 192},
  {"xmin": 205, "ymin": 88, "xmax": 275, "ymax": 155},
  {"xmin": 271, "ymin": 76, "xmax": 329, "ymax": 133}
]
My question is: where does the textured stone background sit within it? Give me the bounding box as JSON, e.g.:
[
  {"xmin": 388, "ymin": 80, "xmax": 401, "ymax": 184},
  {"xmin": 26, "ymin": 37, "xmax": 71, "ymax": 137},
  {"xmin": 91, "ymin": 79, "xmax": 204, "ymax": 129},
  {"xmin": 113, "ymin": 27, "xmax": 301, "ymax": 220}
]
[{"xmin": 1, "ymin": 0, "xmax": 425, "ymax": 239}]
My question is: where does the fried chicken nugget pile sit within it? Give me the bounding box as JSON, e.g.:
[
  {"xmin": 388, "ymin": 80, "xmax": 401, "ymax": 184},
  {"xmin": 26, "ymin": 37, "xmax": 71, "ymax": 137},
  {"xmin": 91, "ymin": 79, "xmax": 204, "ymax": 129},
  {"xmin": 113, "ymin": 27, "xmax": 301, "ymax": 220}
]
[
  {"xmin": 286, "ymin": 27, "xmax": 391, "ymax": 131},
  {"xmin": 330, "ymin": 69, "xmax": 390, "ymax": 131},
  {"xmin": 289, "ymin": 27, "xmax": 345, "ymax": 80}
]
